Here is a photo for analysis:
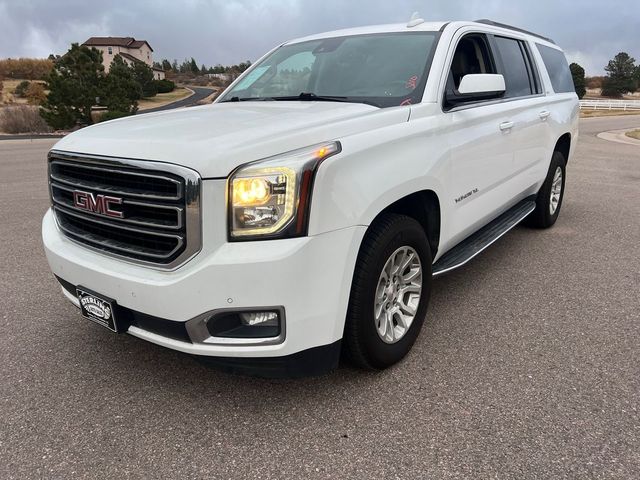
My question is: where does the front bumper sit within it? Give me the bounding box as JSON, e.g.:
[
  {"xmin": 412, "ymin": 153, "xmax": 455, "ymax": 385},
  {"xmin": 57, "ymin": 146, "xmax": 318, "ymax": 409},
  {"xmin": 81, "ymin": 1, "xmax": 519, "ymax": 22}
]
[{"xmin": 42, "ymin": 208, "xmax": 366, "ymax": 372}]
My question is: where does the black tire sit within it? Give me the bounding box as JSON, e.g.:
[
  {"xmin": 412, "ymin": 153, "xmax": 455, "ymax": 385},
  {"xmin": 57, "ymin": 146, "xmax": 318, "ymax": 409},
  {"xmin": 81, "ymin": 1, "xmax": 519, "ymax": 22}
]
[
  {"xmin": 344, "ymin": 213, "xmax": 432, "ymax": 370},
  {"xmin": 526, "ymin": 150, "xmax": 567, "ymax": 229}
]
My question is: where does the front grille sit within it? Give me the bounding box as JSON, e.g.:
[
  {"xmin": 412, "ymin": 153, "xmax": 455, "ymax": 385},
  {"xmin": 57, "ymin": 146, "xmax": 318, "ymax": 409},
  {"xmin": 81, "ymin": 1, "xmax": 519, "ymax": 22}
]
[{"xmin": 48, "ymin": 151, "xmax": 201, "ymax": 269}]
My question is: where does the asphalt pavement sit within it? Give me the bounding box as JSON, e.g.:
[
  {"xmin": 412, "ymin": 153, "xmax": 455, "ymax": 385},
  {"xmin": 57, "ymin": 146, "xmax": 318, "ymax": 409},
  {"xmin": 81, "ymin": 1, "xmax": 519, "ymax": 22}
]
[
  {"xmin": 0, "ymin": 115, "xmax": 638, "ymax": 479},
  {"xmin": 140, "ymin": 86, "xmax": 215, "ymax": 114}
]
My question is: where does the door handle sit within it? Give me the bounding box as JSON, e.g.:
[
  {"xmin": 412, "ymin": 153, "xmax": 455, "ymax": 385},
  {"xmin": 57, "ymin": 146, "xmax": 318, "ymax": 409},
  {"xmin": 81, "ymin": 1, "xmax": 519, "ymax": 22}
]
[
  {"xmin": 539, "ymin": 110, "xmax": 551, "ymax": 120},
  {"xmin": 499, "ymin": 121, "xmax": 514, "ymax": 131}
]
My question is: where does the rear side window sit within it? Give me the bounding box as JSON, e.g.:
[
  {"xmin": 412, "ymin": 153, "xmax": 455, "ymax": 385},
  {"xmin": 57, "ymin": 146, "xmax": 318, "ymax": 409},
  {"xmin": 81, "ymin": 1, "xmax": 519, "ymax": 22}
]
[
  {"xmin": 493, "ymin": 36, "xmax": 535, "ymax": 98},
  {"xmin": 537, "ymin": 44, "xmax": 575, "ymax": 93}
]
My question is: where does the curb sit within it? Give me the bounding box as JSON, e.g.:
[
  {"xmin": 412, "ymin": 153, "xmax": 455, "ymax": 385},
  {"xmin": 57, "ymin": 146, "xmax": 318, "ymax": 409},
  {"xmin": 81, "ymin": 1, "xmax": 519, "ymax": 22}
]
[
  {"xmin": 0, "ymin": 134, "xmax": 65, "ymax": 141},
  {"xmin": 597, "ymin": 128, "xmax": 640, "ymax": 146}
]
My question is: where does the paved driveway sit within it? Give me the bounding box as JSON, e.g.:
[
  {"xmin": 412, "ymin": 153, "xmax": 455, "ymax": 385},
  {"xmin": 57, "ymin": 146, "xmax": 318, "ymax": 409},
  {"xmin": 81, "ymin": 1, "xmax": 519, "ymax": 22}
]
[
  {"xmin": 140, "ymin": 86, "xmax": 215, "ymax": 114},
  {"xmin": 0, "ymin": 116, "xmax": 638, "ymax": 479}
]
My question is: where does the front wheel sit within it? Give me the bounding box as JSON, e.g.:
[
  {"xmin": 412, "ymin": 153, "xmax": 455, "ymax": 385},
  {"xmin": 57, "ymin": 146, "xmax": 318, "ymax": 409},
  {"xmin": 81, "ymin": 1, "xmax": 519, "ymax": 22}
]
[
  {"xmin": 344, "ymin": 214, "xmax": 432, "ymax": 370},
  {"xmin": 526, "ymin": 150, "xmax": 567, "ymax": 229}
]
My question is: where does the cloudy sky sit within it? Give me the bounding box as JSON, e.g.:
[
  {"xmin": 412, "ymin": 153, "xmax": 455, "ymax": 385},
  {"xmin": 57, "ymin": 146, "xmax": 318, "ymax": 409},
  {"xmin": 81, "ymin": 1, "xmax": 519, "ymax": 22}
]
[{"xmin": 1, "ymin": 0, "xmax": 638, "ymax": 75}]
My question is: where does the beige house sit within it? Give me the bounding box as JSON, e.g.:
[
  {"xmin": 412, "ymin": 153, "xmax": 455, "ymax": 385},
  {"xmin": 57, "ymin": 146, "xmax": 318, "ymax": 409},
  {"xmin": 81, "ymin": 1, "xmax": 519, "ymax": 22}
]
[{"xmin": 83, "ymin": 36, "xmax": 165, "ymax": 80}]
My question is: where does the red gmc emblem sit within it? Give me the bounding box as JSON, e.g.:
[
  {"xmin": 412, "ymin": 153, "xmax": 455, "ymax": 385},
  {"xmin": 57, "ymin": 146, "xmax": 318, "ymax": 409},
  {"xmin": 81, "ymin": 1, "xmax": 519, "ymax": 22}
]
[{"xmin": 73, "ymin": 190, "xmax": 124, "ymax": 218}]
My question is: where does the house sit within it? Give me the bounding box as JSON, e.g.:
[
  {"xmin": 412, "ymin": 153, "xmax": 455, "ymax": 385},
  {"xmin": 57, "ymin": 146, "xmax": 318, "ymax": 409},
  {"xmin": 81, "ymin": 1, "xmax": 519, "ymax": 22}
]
[{"xmin": 82, "ymin": 36, "xmax": 165, "ymax": 80}]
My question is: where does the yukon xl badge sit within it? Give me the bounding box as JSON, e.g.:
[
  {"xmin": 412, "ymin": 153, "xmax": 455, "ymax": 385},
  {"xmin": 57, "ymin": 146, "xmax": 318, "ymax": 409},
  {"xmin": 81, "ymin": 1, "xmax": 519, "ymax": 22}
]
[
  {"xmin": 73, "ymin": 190, "xmax": 124, "ymax": 218},
  {"xmin": 455, "ymin": 188, "xmax": 479, "ymax": 204}
]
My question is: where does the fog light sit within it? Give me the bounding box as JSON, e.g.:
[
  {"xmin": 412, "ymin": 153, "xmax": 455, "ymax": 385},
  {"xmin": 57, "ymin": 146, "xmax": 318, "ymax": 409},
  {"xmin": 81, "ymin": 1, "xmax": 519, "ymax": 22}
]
[
  {"xmin": 205, "ymin": 309, "xmax": 283, "ymax": 340},
  {"xmin": 240, "ymin": 311, "xmax": 279, "ymax": 326}
]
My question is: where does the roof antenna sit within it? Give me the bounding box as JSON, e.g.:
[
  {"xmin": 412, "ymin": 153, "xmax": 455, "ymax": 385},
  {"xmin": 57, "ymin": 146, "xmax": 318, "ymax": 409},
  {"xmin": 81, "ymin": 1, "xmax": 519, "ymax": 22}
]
[{"xmin": 407, "ymin": 11, "xmax": 425, "ymax": 28}]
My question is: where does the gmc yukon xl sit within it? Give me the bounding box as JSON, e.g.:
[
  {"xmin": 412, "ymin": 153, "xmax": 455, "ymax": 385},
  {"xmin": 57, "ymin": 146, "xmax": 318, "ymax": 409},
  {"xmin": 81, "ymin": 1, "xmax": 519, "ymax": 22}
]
[{"xmin": 42, "ymin": 18, "xmax": 579, "ymax": 376}]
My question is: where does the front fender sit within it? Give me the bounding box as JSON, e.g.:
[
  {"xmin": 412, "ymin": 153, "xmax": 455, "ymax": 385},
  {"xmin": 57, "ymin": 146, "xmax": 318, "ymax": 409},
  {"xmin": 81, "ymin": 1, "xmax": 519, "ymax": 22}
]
[{"xmin": 308, "ymin": 111, "xmax": 450, "ymax": 236}]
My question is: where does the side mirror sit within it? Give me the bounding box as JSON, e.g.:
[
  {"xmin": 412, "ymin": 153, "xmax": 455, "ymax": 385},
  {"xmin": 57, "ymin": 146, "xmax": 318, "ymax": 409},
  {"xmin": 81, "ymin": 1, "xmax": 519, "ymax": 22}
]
[
  {"xmin": 458, "ymin": 74, "xmax": 506, "ymax": 95},
  {"xmin": 446, "ymin": 74, "xmax": 506, "ymax": 107}
]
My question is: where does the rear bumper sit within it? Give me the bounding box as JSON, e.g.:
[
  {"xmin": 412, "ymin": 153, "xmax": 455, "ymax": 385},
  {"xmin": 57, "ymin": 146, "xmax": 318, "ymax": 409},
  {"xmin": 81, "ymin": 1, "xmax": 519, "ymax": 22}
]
[{"xmin": 43, "ymin": 208, "xmax": 366, "ymax": 372}]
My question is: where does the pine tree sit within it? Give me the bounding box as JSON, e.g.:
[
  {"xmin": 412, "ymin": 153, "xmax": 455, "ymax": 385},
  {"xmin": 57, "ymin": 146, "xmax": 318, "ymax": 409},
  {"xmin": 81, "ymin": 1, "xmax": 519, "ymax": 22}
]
[
  {"xmin": 131, "ymin": 61, "xmax": 157, "ymax": 97},
  {"xmin": 189, "ymin": 58, "xmax": 199, "ymax": 74},
  {"xmin": 40, "ymin": 44, "xmax": 105, "ymax": 129},
  {"xmin": 601, "ymin": 52, "xmax": 637, "ymax": 98},
  {"xmin": 102, "ymin": 55, "xmax": 141, "ymax": 114},
  {"xmin": 569, "ymin": 63, "xmax": 586, "ymax": 99}
]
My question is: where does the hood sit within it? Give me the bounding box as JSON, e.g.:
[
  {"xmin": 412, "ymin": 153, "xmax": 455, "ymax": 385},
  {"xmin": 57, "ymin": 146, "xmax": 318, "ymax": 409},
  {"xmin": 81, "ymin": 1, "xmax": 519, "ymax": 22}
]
[{"xmin": 52, "ymin": 102, "xmax": 410, "ymax": 177}]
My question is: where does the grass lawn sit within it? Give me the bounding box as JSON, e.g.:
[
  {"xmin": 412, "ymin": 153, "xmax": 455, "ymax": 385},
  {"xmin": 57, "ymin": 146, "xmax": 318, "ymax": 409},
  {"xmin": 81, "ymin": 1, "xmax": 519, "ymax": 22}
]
[
  {"xmin": 580, "ymin": 109, "xmax": 640, "ymax": 118},
  {"xmin": 625, "ymin": 129, "xmax": 640, "ymax": 140},
  {"xmin": 137, "ymin": 87, "xmax": 192, "ymax": 110}
]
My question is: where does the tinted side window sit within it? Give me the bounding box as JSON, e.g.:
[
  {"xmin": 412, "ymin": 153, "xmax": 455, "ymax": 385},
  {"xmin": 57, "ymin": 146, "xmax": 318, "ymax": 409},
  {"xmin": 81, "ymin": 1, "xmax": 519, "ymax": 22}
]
[
  {"xmin": 537, "ymin": 44, "xmax": 575, "ymax": 93},
  {"xmin": 493, "ymin": 36, "xmax": 533, "ymax": 98}
]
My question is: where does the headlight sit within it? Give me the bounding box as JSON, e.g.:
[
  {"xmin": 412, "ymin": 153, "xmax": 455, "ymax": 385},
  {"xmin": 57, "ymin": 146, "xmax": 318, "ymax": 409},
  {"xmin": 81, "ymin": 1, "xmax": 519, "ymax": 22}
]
[{"xmin": 228, "ymin": 142, "xmax": 341, "ymax": 240}]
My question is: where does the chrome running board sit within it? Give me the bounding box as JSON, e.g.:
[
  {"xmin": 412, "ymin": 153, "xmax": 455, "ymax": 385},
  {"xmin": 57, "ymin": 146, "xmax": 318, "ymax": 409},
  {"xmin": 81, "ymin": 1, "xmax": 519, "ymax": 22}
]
[{"xmin": 432, "ymin": 198, "xmax": 536, "ymax": 277}]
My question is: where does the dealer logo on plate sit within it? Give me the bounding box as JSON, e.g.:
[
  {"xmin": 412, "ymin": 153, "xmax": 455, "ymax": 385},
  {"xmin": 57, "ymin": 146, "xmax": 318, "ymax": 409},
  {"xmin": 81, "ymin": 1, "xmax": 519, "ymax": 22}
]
[{"xmin": 80, "ymin": 296, "xmax": 112, "ymax": 320}]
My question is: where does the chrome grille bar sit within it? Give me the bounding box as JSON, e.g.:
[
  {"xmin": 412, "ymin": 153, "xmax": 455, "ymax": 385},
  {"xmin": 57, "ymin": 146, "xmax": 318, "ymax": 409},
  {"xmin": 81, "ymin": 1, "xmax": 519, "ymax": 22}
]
[
  {"xmin": 48, "ymin": 150, "xmax": 202, "ymax": 270},
  {"xmin": 50, "ymin": 183, "xmax": 184, "ymax": 230}
]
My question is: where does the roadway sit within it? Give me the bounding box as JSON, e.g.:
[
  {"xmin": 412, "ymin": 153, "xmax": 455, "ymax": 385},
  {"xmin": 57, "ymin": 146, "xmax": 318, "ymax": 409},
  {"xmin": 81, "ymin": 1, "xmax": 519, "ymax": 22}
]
[{"xmin": 0, "ymin": 115, "xmax": 638, "ymax": 478}]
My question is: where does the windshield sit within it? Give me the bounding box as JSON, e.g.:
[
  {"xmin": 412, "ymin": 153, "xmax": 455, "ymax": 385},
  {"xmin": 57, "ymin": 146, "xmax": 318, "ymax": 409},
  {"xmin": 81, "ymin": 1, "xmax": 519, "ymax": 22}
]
[{"xmin": 220, "ymin": 32, "xmax": 439, "ymax": 108}]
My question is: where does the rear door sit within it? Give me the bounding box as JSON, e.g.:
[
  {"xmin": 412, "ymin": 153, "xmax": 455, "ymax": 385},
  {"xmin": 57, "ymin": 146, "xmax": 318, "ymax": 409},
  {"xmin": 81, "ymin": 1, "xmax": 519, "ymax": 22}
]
[{"xmin": 490, "ymin": 34, "xmax": 551, "ymax": 197}]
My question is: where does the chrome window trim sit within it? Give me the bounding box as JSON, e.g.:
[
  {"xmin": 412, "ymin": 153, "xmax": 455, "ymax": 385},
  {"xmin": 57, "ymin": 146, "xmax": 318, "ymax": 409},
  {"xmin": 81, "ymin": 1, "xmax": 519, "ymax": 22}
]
[
  {"xmin": 444, "ymin": 93, "xmax": 546, "ymax": 113},
  {"xmin": 48, "ymin": 150, "xmax": 202, "ymax": 271}
]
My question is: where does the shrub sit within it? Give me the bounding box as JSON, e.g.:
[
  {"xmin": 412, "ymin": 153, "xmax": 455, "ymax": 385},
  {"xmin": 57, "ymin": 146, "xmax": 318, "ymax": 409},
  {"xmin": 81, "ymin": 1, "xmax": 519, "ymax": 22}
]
[
  {"xmin": 25, "ymin": 82, "xmax": 46, "ymax": 105},
  {"xmin": 0, "ymin": 58, "xmax": 54, "ymax": 80},
  {"xmin": 98, "ymin": 110, "xmax": 134, "ymax": 122},
  {"xmin": 14, "ymin": 80, "xmax": 31, "ymax": 98},
  {"xmin": 0, "ymin": 105, "xmax": 52, "ymax": 133},
  {"xmin": 154, "ymin": 79, "xmax": 175, "ymax": 93},
  {"xmin": 586, "ymin": 76, "xmax": 604, "ymax": 89}
]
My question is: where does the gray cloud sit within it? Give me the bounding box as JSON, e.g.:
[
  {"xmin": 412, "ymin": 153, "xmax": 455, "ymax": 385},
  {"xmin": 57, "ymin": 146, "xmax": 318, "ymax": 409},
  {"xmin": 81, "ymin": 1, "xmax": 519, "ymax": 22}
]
[{"xmin": 1, "ymin": 0, "xmax": 638, "ymax": 74}]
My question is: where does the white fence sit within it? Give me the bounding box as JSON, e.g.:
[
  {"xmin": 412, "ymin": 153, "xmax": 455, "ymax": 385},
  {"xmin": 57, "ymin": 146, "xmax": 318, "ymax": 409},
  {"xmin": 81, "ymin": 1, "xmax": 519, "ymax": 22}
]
[{"xmin": 579, "ymin": 99, "xmax": 640, "ymax": 111}]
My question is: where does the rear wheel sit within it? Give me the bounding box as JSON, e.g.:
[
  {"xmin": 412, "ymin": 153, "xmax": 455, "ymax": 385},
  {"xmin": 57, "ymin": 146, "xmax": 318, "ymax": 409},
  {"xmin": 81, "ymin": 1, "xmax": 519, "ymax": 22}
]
[
  {"xmin": 526, "ymin": 150, "xmax": 566, "ymax": 228},
  {"xmin": 344, "ymin": 214, "xmax": 432, "ymax": 370}
]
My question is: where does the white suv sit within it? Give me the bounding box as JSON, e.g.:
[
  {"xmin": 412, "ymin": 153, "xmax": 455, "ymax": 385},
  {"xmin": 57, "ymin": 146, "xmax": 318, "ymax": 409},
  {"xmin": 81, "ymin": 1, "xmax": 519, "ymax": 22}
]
[{"xmin": 42, "ymin": 18, "xmax": 578, "ymax": 377}]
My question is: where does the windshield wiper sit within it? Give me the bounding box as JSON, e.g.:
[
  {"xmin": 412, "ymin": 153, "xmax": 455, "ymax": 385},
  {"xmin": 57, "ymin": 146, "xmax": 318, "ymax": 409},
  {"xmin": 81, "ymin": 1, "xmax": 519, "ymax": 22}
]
[
  {"xmin": 272, "ymin": 92, "xmax": 351, "ymax": 102},
  {"xmin": 219, "ymin": 96, "xmax": 275, "ymax": 103},
  {"xmin": 273, "ymin": 92, "xmax": 381, "ymax": 107},
  {"xmin": 221, "ymin": 93, "xmax": 380, "ymax": 108}
]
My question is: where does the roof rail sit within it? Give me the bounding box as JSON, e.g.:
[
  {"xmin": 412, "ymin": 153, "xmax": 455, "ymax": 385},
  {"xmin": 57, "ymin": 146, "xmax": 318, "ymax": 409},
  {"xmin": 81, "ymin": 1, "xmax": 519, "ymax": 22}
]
[{"xmin": 474, "ymin": 19, "xmax": 556, "ymax": 44}]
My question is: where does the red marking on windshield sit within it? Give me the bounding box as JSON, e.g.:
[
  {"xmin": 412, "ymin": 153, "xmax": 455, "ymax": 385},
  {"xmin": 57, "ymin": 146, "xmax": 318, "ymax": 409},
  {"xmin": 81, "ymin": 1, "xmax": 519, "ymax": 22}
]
[{"xmin": 406, "ymin": 75, "xmax": 418, "ymax": 90}]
